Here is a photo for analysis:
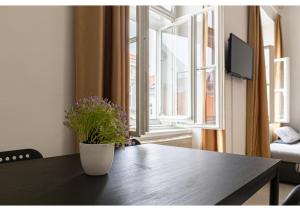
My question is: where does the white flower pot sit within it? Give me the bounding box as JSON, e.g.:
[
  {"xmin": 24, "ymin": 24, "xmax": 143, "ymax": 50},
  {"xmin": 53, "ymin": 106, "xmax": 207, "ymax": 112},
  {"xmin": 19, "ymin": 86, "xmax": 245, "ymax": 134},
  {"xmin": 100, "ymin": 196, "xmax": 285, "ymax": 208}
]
[{"xmin": 79, "ymin": 143, "xmax": 115, "ymax": 176}]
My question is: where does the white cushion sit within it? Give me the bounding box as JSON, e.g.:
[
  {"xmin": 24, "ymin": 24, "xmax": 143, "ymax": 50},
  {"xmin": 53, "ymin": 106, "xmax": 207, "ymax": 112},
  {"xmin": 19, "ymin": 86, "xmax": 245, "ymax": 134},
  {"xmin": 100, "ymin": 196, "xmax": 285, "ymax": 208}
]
[{"xmin": 275, "ymin": 126, "xmax": 300, "ymax": 144}]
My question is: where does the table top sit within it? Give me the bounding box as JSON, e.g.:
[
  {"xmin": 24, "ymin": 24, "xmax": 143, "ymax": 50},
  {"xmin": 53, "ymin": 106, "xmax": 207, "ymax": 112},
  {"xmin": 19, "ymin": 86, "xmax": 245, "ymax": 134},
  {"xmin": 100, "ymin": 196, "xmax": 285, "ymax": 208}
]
[{"xmin": 0, "ymin": 144, "xmax": 280, "ymax": 205}]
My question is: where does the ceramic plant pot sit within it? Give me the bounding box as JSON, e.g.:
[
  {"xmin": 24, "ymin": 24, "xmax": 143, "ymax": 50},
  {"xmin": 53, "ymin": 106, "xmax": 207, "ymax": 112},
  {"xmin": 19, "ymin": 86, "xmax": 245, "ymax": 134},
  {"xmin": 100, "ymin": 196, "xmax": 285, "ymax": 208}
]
[{"xmin": 79, "ymin": 142, "xmax": 114, "ymax": 176}]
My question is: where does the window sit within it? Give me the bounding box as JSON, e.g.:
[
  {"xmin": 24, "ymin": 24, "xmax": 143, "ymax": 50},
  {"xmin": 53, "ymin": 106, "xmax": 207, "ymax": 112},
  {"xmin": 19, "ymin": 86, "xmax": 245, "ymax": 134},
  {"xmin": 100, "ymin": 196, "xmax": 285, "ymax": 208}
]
[
  {"xmin": 129, "ymin": 6, "xmax": 224, "ymax": 136},
  {"xmin": 129, "ymin": 6, "xmax": 137, "ymax": 131},
  {"xmin": 264, "ymin": 48, "xmax": 290, "ymax": 123},
  {"xmin": 264, "ymin": 46, "xmax": 274, "ymax": 122},
  {"xmin": 195, "ymin": 9, "xmax": 218, "ymax": 125},
  {"xmin": 261, "ymin": 7, "xmax": 290, "ymax": 124},
  {"xmin": 159, "ymin": 18, "xmax": 191, "ymax": 120},
  {"xmin": 274, "ymin": 57, "xmax": 290, "ymax": 123}
]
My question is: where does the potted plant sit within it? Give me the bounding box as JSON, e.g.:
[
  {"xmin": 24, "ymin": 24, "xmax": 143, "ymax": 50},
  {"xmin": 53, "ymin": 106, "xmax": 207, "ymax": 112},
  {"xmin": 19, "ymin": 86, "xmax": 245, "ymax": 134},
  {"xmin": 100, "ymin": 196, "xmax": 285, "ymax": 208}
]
[{"xmin": 64, "ymin": 96, "xmax": 128, "ymax": 176}]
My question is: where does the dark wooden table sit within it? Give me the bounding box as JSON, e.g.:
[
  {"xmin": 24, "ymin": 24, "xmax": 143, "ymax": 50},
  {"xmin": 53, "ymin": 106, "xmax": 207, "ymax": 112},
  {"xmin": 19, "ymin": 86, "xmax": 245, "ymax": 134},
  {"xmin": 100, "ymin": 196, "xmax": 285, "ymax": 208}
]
[{"xmin": 0, "ymin": 144, "xmax": 280, "ymax": 205}]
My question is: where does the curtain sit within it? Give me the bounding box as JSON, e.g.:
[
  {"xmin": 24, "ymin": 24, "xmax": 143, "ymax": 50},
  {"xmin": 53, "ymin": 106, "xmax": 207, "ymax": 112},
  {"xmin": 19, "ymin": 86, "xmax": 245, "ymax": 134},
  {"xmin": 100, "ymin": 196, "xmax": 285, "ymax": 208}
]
[
  {"xmin": 74, "ymin": 6, "xmax": 129, "ymax": 150},
  {"xmin": 275, "ymin": 15, "xmax": 283, "ymax": 59},
  {"xmin": 271, "ymin": 14, "xmax": 284, "ymax": 141},
  {"xmin": 201, "ymin": 130, "xmax": 226, "ymax": 152},
  {"xmin": 246, "ymin": 6, "xmax": 270, "ymax": 157},
  {"xmin": 75, "ymin": 6, "xmax": 129, "ymax": 112},
  {"xmin": 199, "ymin": 11, "xmax": 226, "ymax": 153}
]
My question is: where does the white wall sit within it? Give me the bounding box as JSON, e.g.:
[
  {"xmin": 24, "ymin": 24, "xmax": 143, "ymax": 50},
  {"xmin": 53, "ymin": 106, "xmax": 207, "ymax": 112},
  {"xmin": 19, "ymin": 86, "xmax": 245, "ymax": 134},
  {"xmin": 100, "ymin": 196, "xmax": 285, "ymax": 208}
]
[
  {"xmin": 0, "ymin": 6, "xmax": 75, "ymax": 157},
  {"xmin": 224, "ymin": 6, "xmax": 248, "ymax": 155},
  {"xmin": 281, "ymin": 6, "xmax": 300, "ymax": 132}
]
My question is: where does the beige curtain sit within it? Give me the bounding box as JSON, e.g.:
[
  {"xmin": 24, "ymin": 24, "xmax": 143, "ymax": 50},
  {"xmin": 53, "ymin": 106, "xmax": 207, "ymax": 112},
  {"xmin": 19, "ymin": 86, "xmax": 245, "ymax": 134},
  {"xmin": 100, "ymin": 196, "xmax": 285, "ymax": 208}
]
[
  {"xmin": 246, "ymin": 6, "xmax": 270, "ymax": 157},
  {"xmin": 271, "ymin": 14, "xmax": 284, "ymax": 141},
  {"xmin": 199, "ymin": 11, "xmax": 226, "ymax": 153},
  {"xmin": 275, "ymin": 15, "xmax": 283, "ymax": 59},
  {"xmin": 74, "ymin": 6, "xmax": 129, "ymax": 150},
  {"xmin": 201, "ymin": 130, "xmax": 226, "ymax": 152},
  {"xmin": 75, "ymin": 6, "xmax": 129, "ymax": 112}
]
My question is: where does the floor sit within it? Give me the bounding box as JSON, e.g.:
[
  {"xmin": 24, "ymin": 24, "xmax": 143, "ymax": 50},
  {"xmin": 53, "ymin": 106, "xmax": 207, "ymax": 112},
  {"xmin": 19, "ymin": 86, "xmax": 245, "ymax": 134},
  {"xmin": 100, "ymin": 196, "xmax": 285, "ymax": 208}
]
[{"xmin": 244, "ymin": 182, "xmax": 295, "ymax": 205}]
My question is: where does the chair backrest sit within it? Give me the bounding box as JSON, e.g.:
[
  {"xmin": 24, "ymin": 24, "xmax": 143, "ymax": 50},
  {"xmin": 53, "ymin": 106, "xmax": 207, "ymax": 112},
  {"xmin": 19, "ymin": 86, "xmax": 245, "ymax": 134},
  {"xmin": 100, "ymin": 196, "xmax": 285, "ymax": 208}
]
[
  {"xmin": 0, "ymin": 149, "xmax": 43, "ymax": 164},
  {"xmin": 282, "ymin": 185, "xmax": 300, "ymax": 205},
  {"xmin": 125, "ymin": 138, "xmax": 141, "ymax": 147}
]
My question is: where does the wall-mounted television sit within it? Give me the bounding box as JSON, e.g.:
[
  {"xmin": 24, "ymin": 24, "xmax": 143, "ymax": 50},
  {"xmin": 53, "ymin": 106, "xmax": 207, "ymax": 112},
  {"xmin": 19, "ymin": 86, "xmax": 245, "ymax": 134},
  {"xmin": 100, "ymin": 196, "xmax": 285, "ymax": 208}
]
[{"xmin": 226, "ymin": 33, "xmax": 253, "ymax": 80}]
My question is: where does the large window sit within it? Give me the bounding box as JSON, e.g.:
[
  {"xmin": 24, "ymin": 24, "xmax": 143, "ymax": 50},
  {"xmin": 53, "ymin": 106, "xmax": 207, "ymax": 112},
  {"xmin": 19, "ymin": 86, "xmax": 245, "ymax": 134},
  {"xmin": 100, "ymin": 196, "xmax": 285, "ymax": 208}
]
[
  {"xmin": 262, "ymin": 8, "xmax": 290, "ymax": 124},
  {"xmin": 129, "ymin": 6, "xmax": 224, "ymax": 136},
  {"xmin": 264, "ymin": 46, "xmax": 290, "ymax": 124}
]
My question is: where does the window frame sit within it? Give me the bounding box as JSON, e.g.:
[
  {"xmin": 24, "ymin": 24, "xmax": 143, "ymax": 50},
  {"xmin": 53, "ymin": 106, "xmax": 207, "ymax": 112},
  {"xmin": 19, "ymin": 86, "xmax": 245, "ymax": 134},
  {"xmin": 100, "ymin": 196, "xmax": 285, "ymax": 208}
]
[
  {"xmin": 187, "ymin": 6, "xmax": 225, "ymax": 130},
  {"xmin": 129, "ymin": 6, "xmax": 149, "ymax": 137},
  {"xmin": 263, "ymin": 46, "xmax": 290, "ymax": 124},
  {"xmin": 274, "ymin": 57, "xmax": 290, "ymax": 123},
  {"xmin": 157, "ymin": 16, "xmax": 193, "ymax": 123},
  {"xmin": 264, "ymin": 45, "xmax": 275, "ymax": 123},
  {"xmin": 129, "ymin": 6, "xmax": 138, "ymax": 134},
  {"xmin": 150, "ymin": 6, "xmax": 175, "ymax": 22},
  {"xmin": 130, "ymin": 6, "xmax": 225, "ymax": 136}
]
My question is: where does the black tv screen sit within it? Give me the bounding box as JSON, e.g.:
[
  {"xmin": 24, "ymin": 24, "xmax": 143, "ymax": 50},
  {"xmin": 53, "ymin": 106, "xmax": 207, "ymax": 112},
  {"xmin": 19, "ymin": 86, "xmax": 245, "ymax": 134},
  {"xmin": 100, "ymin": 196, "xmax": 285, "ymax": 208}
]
[{"xmin": 227, "ymin": 33, "xmax": 253, "ymax": 80}]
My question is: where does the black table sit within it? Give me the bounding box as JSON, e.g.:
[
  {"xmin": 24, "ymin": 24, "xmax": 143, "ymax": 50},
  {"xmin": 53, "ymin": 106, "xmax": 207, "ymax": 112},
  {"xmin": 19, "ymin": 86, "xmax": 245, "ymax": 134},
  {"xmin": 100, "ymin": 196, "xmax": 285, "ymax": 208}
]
[{"xmin": 0, "ymin": 144, "xmax": 280, "ymax": 205}]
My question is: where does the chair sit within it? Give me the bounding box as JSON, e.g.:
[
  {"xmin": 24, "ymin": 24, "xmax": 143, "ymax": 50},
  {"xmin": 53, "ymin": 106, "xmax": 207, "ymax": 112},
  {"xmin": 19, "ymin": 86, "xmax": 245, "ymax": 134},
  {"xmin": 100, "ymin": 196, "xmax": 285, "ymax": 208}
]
[
  {"xmin": 115, "ymin": 138, "xmax": 141, "ymax": 149},
  {"xmin": 125, "ymin": 138, "xmax": 141, "ymax": 147},
  {"xmin": 0, "ymin": 149, "xmax": 43, "ymax": 164},
  {"xmin": 282, "ymin": 185, "xmax": 300, "ymax": 205}
]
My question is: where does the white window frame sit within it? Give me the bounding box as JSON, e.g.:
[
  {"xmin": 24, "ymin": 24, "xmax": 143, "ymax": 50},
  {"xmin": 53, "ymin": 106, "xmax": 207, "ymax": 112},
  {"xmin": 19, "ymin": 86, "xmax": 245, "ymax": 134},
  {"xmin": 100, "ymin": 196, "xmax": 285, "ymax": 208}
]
[
  {"xmin": 157, "ymin": 16, "xmax": 193, "ymax": 122},
  {"xmin": 263, "ymin": 46, "xmax": 290, "ymax": 124},
  {"xmin": 274, "ymin": 57, "xmax": 290, "ymax": 123},
  {"xmin": 192, "ymin": 6, "xmax": 225, "ymax": 129},
  {"xmin": 264, "ymin": 45, "xmax": 275, "ymax": 123},
  {"xmin": 129, "ymin": 6, "xmax": 138, "ymax": 134},
  {"xmin": 150, "ymin": 6, "xmax": 175, "ymax": 22},
  {"xmin": 129, "ymin": 6, "xmax": 149, "ymax": 137},
  {"xmin": 131, "ymin": 6, "xmax": 225, "ymax": 136}
]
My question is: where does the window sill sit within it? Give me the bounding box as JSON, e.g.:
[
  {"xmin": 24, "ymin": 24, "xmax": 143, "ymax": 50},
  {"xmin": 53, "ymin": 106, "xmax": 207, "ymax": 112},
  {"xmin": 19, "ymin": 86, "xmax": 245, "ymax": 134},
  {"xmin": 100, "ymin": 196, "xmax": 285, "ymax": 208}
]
[
  {"xmin": 137, "ymin": 128, "xmax": 192, "ymax": 143},
  {"xmin": 140, "ymin": 134, "xmax": 192, "ymax": 145}
]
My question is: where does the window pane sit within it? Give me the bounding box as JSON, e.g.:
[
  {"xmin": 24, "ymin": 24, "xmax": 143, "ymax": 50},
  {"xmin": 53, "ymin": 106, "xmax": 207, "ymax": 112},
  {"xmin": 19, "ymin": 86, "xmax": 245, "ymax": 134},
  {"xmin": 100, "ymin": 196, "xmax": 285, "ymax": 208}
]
[
  {"xmin": 149, "ymin": 9, "xmax": 171, "ymax": 122},
  {"xmin": 206, "ymin": 9, "xmax": 215, "ymax": 66},
  {"xmin": 205, "ymin": 69, "xmax": 216, "ymax": 123},
  {"xmin": 177, "ymin": 71, "xmax": 189, "ymax": 116},
  {"xmin": 149, "ymin": 28, "xmax": 157, "ymax": 119},
  {"xmin": 264, "ymin": 48, "xmax": 270, "ymax": 84},
  {"xmin": 274, "ymin": 57, "xmax": 289, "ymax": 123},
  {"xmin": 160, "ymin": 20, "xmax": 191, "ymax": 117},
  {"xmin": 129, "ymin": 6, "xmax": 136, "ymax": 130},
  {"xmin": 196, "ymin": 68, "xmax": 216, "ymax": 125},
  {"xmin": 275, "ymin": 91, "xmax": 285, "ymax": 121},
  {"xmin": 196, "ymin": 8, "xmax": 217, "ymax": 126},
  {"xmin": 130, "ymin": 6, "xmax": 137, "ymax": 39},
  {"xmin": 196, "ymin": 14, "xmax": 204, "ymax": 68},
  {"xmin": 196, "ymin": 9, "xmax": 215, "ymax": 68},
  {"xmin": 274, "ymin": 60, "xmax": 285, "ymax": 89},
  {"xmin": 264, "ymin": 47, "xmax": 271, "ymax": 120},
  {"xmin": 161, "ymin": 26, "xmax": 173, "ymax": 116}
]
